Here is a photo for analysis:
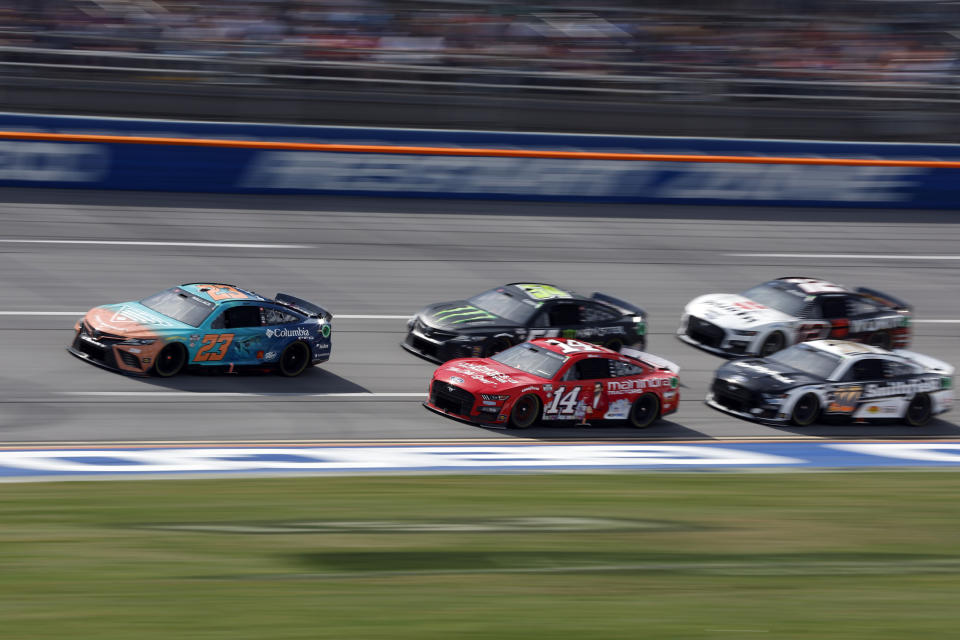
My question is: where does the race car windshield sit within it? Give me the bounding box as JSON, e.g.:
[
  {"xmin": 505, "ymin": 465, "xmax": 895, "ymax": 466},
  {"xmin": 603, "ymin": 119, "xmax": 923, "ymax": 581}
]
[
  {"xmin": 140, "ymin": 288, "xmax": 215, "ymax": 327},
  {"xmin": 767, "ymin": 345, "xmax": 842, "ymax": 379},
  {"xmin": 491, "ymin": 343, "xmax": 567, "ymax": 379},
  {"xmin": 741, "ymin": 284, "xmax": 808, "ymax": 317},
  {"xmin": 467, "ymin": 290, "xmax": 536, "ymax": 324}
]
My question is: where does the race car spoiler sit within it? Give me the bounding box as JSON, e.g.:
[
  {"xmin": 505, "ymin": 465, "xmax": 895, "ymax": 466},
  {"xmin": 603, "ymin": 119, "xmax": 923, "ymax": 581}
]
[
  {"xmin": 892, "ymin": 349, "xmax": 955, "ymax": 376},
  {"xmin": 275, "ymin": 293, "xmax": 332, "ymax": 321},
  {"xmin": 854, "ymin": 286, "xmax": 912, "ymax": 312},
  {"xmin": 591, "ymin": 292, "xmax": 645, "ymax": 318},
  {"xmin": 621, "ymin": 348, "xmax": 680, "ymax": 374}
]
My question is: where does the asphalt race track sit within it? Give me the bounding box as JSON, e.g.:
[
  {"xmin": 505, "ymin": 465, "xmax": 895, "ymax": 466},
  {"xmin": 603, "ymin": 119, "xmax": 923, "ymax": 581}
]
[{"xmin": 1, "ymin": 188, "xmax": 958, "ymax": 445}]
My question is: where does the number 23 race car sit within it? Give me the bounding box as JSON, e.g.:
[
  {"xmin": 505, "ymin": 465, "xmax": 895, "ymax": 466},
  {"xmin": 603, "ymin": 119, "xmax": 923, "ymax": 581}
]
[
  {"xmin": 707, "ymin": 340, "xmax": 953, "ymax": 426},
  {"xmin": 68, "ymin": 283, "xmax": 332, "ymax": 377},
  {"xmin": 425, "ymin": 338, "xmax": 680, "ymax": 429}
]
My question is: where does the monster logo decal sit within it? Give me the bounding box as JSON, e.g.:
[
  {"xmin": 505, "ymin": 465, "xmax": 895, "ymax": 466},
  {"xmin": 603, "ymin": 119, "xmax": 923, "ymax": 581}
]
[{"xmin": 432, "ymin": 305, "xmax": 497, "ymax": 325}]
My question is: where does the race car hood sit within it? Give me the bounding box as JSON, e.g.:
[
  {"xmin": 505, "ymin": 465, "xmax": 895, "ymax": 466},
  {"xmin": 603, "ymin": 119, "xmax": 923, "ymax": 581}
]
[
  {"xmin": 435, "ymin": 358, "xmax": 543, "ymax": 392},
  {"xmin": 686, "ymin": 293, "xmax": 796, "ymax": 330},
  {"xmin": 715, "ymin": 358, "xmax": 824, "ymax": 393},
  {"xmin": 82, "ymin": 302, "xmax": 192, "ymax": 337},
  {"xmin": 419, "ymin": 300, "xmax": 521, "ymax": 331}
]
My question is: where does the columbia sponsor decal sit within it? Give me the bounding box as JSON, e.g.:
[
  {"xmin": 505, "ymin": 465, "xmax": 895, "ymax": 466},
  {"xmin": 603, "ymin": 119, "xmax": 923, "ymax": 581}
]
[{"xmin": 266, "ymin": 327, "xmax": 311, "ymax": 339}]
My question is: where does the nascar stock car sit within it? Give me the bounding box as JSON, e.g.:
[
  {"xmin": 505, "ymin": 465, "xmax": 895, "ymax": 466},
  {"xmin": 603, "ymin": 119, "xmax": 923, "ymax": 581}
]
[
  {"xmin": 678, "ymin": 277, "xmax": 911, "ymax": 358},
  {"xmin": 68, "ymin": 283, "xmax": 332, "ymax": 377},
  {"xmin": 403, "ymin": 282, "xmax": 647, "ymax": 363},
  {"xmin": 707, "ymin": 340, "xmax": 953, "ymax": 427},
  {"xmin": 425, "ymin": 337, "xmax": 680, "ymax": 429}
]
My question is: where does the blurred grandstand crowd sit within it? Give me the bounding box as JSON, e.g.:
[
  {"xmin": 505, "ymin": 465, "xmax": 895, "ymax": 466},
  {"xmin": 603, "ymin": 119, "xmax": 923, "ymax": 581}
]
[{"xmin": 1, "ymin": 0, "xmax": 958, "ymax": 86}]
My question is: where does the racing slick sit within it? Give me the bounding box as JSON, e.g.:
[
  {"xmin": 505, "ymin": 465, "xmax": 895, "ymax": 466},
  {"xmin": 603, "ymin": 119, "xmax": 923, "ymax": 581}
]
[
  {"xmin": 678, "ymin": 277, "xmax": 911, "ymax": 357},
  {"xmin": 404, "ymin": 282, "xmax": 647, "ymax": 363},
  {"xmin": 707, "ymin": 340, "xmax": 953, "ymax": 427},
  {"xmin": 425, "ymin": 337, "xmax": 680, "ymax": 429},
  {"xmin": 68, "ymin": 283, "xmax": 332, "ymax": 377}
]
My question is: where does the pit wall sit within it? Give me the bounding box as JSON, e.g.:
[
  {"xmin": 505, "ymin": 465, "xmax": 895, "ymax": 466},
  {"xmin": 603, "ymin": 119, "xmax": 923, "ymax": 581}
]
[{"xmin": 1, "ymin": 112, "xmax": 958, "ymax": 208}]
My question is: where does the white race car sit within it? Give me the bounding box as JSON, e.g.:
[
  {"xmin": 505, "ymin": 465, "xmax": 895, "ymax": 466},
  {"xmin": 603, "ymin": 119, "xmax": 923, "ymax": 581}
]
[
  {"xmin": 707, "ymin": 340, "xmax": 953, "ymax": 426},
  {"xmin": 678, "ymin": 277, "xmax": 911, "ymax": 357}
]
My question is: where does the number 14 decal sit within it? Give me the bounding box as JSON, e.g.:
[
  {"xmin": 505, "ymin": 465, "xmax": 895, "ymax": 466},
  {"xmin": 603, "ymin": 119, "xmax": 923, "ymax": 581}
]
[
  {"xmin": 193, "ymin": 333, "xmax": 234, "ymax": 361},
  {"xmin": 546, "ymin": 387, "xmax": 581, "ymax": 415}
]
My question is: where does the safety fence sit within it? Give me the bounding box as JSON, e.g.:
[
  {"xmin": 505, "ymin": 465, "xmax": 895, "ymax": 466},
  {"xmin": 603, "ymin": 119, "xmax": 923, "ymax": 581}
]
[{"xmin": 1, "ymin": 112, "xmax": 958, "ymax": 208}]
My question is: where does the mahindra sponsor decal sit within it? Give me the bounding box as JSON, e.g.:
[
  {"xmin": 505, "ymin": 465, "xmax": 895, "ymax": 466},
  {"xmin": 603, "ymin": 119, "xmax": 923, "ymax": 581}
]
[{"xmin": 606, "ymin": 377, "xmax": 675, "ymax": 395}]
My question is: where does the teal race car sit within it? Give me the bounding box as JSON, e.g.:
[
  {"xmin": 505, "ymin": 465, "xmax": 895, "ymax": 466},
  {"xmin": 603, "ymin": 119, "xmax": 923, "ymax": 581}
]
[{"xmin": 68, "ymin": 283, "xmax": 332, "ymax": 377}]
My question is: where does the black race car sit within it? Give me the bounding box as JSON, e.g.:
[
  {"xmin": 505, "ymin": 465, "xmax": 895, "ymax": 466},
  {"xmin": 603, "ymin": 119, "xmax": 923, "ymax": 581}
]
[{"xmin": 402, "ymin": 283, "xmax": 647, "ymax": 363}]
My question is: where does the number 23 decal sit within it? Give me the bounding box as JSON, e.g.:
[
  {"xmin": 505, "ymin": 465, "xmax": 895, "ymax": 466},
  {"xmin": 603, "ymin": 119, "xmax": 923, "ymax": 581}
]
[{"xmin": 193, "ymin": 333, "xmax": 234, "ymax": 362}]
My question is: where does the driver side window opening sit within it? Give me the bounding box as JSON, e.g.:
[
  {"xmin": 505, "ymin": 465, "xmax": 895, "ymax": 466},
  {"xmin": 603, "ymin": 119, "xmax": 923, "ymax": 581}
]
[
  {"xmin": 844, "ymin": 358, "xmax": 886, "ymax": 382},
  {"xmin": 548, "ymin": 302, "xmax": 581, "ymax": 326},
  {"xmin": 818, "ymin": 295, "xmax": 850, "ymax": 319},
  {"xmin": 213, "ymin": 305, "xmax": 263, "ymax": 329},
  {"xmin": 562, "ymin": 358, "xmax": 612, "ymax": 381}
]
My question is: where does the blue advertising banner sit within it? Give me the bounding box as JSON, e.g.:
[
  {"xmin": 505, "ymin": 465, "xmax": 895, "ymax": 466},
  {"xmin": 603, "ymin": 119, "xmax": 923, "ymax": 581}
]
[
  {"xmin": 4, "ymin": 441, "xmax": 960, "ymax": 482},
  {"xmin": 0, "ymin": 112, "xmax": 958, "ymax": 208}
]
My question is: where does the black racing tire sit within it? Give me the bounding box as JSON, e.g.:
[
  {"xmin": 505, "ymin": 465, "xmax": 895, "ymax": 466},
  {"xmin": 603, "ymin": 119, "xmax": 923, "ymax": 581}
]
[
  {"xmin": 278, "ymin": 341, "xmax": 311, "ymax": 377},
  {"xmin": 602, "ymin": 337, "xmax": 624, "ymax": 352},
  {"xmin": 866, "ymin": 331, "xmax": 892, "ymax": 350},
  {"xmin": 758, "ymin": 332, "xmax": 786, "ymax": 357},
  {"xmin": 904, "ymin": 393, "xmax": 933, "ymax": 427},
  {"xmin": 483, "ymin": 336, "xmax": 513, "ymax": 357},
  {"xmin": 153, "ymin": 342, "xmax": 187, "ymax": 378},
  {"xmin": 628, "ymin": 393, "xmax": 660, "ymax": 429},
  {"xmin": 508, "ymin": 394, "xmax": 540, "ymax": 429},
  {"xmin": 790, "ymin": 393, "xmax": 821, "ymax": 427}
]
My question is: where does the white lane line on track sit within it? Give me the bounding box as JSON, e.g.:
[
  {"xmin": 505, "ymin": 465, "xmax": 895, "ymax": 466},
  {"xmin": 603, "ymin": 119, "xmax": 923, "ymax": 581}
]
[
  {"xmin": 60, "ymin": 392, "xmax": 424, "ymax": 398},
  {"xmin": 3, "ymin": 311, "xmax": 957, "ymax": 324},
  {"xmin": 0, "ymin": 239, "xmax": 312, "ymax": 249},
  {"xmin": 0, "ymin": 312, "xmax": 411, "ymax": 319},
  {"xmin": 728, "ymin": 253, "xmax": 960, "ymax": 260}
]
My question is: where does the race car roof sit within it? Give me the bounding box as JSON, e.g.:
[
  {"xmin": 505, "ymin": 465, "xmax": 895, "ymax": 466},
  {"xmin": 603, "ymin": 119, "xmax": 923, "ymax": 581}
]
[
  {"xmin": 774, "ymin": 277, "xmax": 851, "ymax": 295},
  {"xmin": 530, "ymin": 337, "xmax": 618, "ymax": 356},
  {"xmin": 180, "ymin": 283, "xmax": 267, "ymax": 304},
  {"xmin": 505, "ymin": 283, "xmax": 581, "ymax": 302},
  {"xmin": 804, "ymin": 339, "xmax": 890, "ymax": 358}
]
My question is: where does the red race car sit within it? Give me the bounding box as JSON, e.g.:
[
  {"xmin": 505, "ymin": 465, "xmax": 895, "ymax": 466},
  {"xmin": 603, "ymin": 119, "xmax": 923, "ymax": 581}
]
[{"xmin": 425, "ymin": 338, "xmax": 680, "ymax": 429}]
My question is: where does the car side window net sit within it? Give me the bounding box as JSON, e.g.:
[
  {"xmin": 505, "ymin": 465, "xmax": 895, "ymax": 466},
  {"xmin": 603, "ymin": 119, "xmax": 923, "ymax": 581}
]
[{"xmin": 224, "ymin": 306, "xmax": 263, "ymax": 329}]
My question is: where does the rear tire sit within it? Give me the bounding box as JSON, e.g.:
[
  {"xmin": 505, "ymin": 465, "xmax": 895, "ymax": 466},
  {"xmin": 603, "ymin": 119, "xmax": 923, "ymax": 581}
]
[
  {"xmin": 628, "ymin": 393, "xmax": 660, "ymax": 428},
  {"xmin": 790, "ymin": 393, "xmax": 820, "ymax": 426},
  {"xmin": 279, "ymin": 341, "xmax": 311, "ymax": 377},
  {"xmin": 758, "ymin": 332, "xmax": 785, "ymax": 357},
  {"xmin": 509, "ymin": 394, "xmax": 540, "ymax": 429},
  {"xmin": 153, "ymin": 343, "xmax": 187, "ymax": 377},
  {"xmin": 866, "ymin": 331, "xmax": 892, "ymax": 350},
  {"xmin": 602, "ymin": 337, "xmax": 624, "ymax": 352},
  {"xmin": 905, "ymin": 393, "xmax": 932, "ymax": 427}
]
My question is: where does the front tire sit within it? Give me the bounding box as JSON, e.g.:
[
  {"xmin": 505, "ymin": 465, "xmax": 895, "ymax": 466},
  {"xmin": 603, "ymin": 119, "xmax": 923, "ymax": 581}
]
[
  {"xmin": 483, "ymin": 336, "xmax": 512, "ymax": 357},
  {"xmin": 790, "ymin": 393, "xmax": 820, "ymax": 426},
  {"xmin": 905, "ymin": 393, "xmax": 932, "ymax": 427},
  {"xmin": 628, "ymin": 393, "xmax": 660, "ymax": 428},
  {"xmin": 602, "ymin": 337, "xmax": 624, "ymax": 352},
  {"xmin": 153, "ymin": 343, "xmax": 187, "ymax": 377},
  {"xmin": 279, "ymin": 341, "xmax": 311, "ymax": 377},
  {"xmin": 758, "ymin": 332, "xmax": 786, "ymax": 357},
  {"xmin": 509, "ymin": 394, "xmax": 540, "ymax": 429}
]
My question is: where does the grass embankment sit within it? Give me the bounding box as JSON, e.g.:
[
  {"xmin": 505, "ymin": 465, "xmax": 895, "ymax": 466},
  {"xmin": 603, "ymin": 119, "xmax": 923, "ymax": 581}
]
[{"xmin": 2, "ymin": 472, "xmax": 960, "ymax": 639}]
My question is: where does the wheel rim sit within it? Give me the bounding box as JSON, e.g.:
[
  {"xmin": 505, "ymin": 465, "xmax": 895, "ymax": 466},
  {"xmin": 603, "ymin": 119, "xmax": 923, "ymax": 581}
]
[
  {"xmin": 603, "ymin": 339, "xmax": 623, "ymax": 352},
  {"xmin": 631, "ymin": 395, "xmax": 659, "ymax": 427},
  {"xmin": 760, "ymin": 333, "xmax": 783, "ymax": 357},
  {"xmin": 793, "ymin": 395, "xmax": 818, "ymax": 424},
  {"xmin": 282, "ymin": 342, "xmax": 308, "ymax": 375},
  {"xmin": 908, "ymin": 396, "xmax": 930, "ymax": 424},
  {"xmin": 512, "ymin": 396, "xmax": 537, "ymax": 428},
  {"xmin": 155, "ymin": 344, "xmax": 184, "ymax": 377}
]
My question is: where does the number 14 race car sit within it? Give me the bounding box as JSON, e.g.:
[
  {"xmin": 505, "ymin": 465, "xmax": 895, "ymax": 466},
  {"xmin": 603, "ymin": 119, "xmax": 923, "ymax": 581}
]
[
  {"xmin": 68, "ymin": 283, "xmax": 332, "ymax": 377},
  {"xmin": 425, "ymin": 338, "xmax": 680, "ymax": 429},
  {"xmin": 678, "ymin": 277, "xmax": 911, "ymax": 358},
  {"xmin": 707, "ymin": 340, "xmax": 953, "ymax": 426}
]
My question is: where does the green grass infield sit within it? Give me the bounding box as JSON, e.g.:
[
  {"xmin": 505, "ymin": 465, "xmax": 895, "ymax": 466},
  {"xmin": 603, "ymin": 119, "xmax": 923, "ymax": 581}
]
[{"xmin": 3, "ymin": 472, "xmax": 960, "ymax": 639}]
